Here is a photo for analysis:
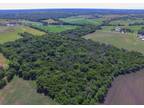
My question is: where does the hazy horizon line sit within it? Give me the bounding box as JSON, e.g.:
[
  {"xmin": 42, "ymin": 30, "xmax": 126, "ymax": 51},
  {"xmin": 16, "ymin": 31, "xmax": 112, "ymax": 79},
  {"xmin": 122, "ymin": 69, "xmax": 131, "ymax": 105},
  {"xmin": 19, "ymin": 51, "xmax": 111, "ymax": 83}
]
[
  {"xmin": 1, "ymin": 8, "xmax": 144, "ymax": 10},
  {"xmin": 1, "ymin": 3, "xmax": 144, "ymax": 10}
]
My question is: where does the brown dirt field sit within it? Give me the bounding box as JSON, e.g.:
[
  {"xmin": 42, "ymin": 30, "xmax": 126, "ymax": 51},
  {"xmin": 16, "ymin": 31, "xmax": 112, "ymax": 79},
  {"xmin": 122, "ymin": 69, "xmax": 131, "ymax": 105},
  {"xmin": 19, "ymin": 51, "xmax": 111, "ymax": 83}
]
[{"xmin": 104, "ymin": 69, "xmax": 144, "ymax": 105}]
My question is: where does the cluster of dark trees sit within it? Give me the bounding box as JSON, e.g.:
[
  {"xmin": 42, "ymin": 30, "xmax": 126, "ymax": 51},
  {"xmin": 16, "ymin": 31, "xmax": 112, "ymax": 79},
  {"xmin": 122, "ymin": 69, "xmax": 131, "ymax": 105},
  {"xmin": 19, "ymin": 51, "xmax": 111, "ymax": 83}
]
[
  {"xmin": 137, "ymin": 27, "xmax": 144, "ymax": 35},
  {"xmin": 1, "ymin": 31, "xmax": 144, "ymax": 104},
  {"xmin": 122, "ymin": 28, "xmax": 134, "ymax": 33},
  {"xmin": 0, "ymin": 68, "xmax": 15, "ymax": 89},
  {"xmin": 108, "ymin": 24, "xmax": 125, "ymax": 26},
  {"xmin": 129, "ymin": 22, "xmax": 144, "ymax": 26},
  {"xmin": 111, "ymin": 28, "xmax": 134, "ymax": 33},
  {"xmin": 0, "ymin": 69, "xmax": 6, "ymax": 89},
  {"xmin": 0, "ymin": 9, "xmax": 126, "ymax": 21},
  {"xmin": 29, "ymin": 24, "xmax": 102, "ymax": 37},
  {"xmin": 1, "ymin": 9, "xmax": 144, "ymax": 21},
  {"xmin": 31, "ymin": 19, "xmax": 113, "ymax": 38},
  {"xmin": 0, "ymin": 10, "xmax": 80, "ymax": 21},
  {"xmin": 40, "ymin": 19, "xmax": 85, "ymax": 26}
]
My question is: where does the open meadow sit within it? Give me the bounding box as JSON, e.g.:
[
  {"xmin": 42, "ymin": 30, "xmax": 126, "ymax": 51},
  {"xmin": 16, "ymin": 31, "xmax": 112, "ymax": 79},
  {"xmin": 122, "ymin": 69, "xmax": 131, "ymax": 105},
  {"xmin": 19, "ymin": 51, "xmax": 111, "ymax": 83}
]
[
  {"xmin": 0, "ymin": 76, "xmax": 57, "ymax": 105},
  {"xmin": 109, "ymin": 18, "xmax": 144, "ymax": 26},
  {"xmin": 0, "ymin": 25, "xmax": 45, "ymax": 44},
  {"xmin": 102, "ymin": 25, "xmax": 144, "ymax": 33},
  {"xmin": 84, "ymin": 30, "xmax": 144, "ymax": 54},
  {"xmin": 32, "ymin": 25, "xmax": 78, "ymax": 33},
  {"xmin": 60, "ymin": 16, "xmax": 103, "ymax": 25}
]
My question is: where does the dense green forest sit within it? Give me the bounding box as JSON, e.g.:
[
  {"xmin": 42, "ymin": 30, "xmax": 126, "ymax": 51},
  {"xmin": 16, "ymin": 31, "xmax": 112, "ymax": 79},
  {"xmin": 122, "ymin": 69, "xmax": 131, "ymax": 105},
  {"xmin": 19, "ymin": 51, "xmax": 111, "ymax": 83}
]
[{"xmin": 0, "ymin": 31, "xmax": 144, "ymax": 104}]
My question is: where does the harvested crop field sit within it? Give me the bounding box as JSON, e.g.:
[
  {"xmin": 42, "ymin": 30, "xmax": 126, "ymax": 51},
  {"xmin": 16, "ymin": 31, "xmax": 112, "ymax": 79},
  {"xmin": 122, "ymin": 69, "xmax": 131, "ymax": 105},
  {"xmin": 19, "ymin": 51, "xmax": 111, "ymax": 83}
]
[{"xmin": 104, "ymin": 69, "xmax": 144, "ymax": 105}]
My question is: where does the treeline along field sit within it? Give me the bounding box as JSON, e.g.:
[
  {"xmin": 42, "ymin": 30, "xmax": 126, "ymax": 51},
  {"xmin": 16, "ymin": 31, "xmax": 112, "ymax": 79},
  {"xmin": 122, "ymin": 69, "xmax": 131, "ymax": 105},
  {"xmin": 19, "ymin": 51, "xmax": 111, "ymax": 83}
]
[
  {"xmin": 1, "ymin": 31, "xmax": 144, "ymax": 104},
  {"xmin": 0, "ymin": 9, "xmax": 144, "ymax": 104}
]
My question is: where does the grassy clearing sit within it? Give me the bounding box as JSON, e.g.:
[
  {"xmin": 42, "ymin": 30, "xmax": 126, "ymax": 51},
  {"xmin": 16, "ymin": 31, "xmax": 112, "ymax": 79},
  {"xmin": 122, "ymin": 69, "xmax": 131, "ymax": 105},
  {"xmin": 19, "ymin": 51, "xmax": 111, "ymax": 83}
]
[
  {"xmin": 21, "ymin": 26, "xmax": 45, "ymax": 36},
  {"xmin": 109, "ymin": 18, "xmax": 144, "ymax": 26},
  {"xmin": 0, "ymin": 25, "xmax": 45, "ymax": 44},
  {"xmin": 102, "ymin": 14, "xmax": 127, "ymax": 20},
  {"xmin": 42, "ymin": 19, "xmax": 59, "ymax": 24},
  {"xmin": 60, "ymin": 17, "xmax": 103, "ymax": 25},
  {"xmin": 101, "ymin": 26, "xmax": 116, "ymax": 32},
  {"xmin": 84, "ymin": 30, "xmax": 144, "ymax": 54},
  {"xmin": 126, "ymin": 26, "xmax": 144, "ymax": 33},
  {"xmin": 44, "ymin": 25, "xmax": 78, "ymax": 32},
  {"xmin": 0, "ymin": 76, "xmax": 57, "ymax": 105},
  {"xmin": 102, "ymin": 25, "xmax": 144, "ymax": 33},
  {"xmin": 20, "ymin": 20, "xmax": 43, "ymax": 26},
  {"xmin": 33, "ymin": 25, "xmax": 78, "ymax": 33},
  {"xmin": 0, "ymin": 53, "xmax": 8, "ymax": 69},
  {"xmin": 0, "ymin": 26, "xmax": 21, "ymax": 44}
]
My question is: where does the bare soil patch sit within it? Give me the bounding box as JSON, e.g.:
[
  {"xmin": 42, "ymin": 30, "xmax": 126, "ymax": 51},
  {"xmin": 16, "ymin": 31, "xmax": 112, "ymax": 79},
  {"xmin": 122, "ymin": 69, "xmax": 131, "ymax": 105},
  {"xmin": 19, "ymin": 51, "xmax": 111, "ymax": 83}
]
[{"xmin": 104, "ymin": 69, "xmax": 144, "ymax": 105}]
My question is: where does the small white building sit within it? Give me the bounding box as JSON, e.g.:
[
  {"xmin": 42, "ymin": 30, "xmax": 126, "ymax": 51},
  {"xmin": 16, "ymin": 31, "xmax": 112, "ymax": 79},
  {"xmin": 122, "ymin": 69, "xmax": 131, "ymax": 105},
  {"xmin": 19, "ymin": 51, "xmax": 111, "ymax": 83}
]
[
  {"xmin": 114, "ymin": 27, "xmax": 126, "ymax": 34},
  {"xmin": 115, "ymin": 27, "xmax": 121, "ymax": 32},
  {"xmin": 6, "ymin": 22, "xmax": 17, "ymax": 27},
  {"xmin": 138, "ymin": 34, "xmax": 144, "ymax": 40}
]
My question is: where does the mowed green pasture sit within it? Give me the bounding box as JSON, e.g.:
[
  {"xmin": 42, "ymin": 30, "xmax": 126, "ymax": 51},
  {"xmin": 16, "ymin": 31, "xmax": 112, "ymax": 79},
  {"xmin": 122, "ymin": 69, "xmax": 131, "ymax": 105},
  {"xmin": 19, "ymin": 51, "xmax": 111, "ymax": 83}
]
[
  {"xmin": 0, "ymin": 26, "xmax": 45, "ymax": 44},
  {"xmin": 102, "ymin": 25, "xmax": 144, "ymax": 33},
  {"xmin": 126, "ymin": 26, "xmax": 144, "ymax": 33},
  {"xmin": 84, "ymin": 31, "xmax": 144, "ymax": 54},
  {"xmin": 20, "ymin": 20, "xmax": 43, "ymax": 26},
  {"xmin": 60, "ymin": 17, "xmax": 103, "ymax": 25},
  {"xmin": 33, "ymin": 25, "xmax": 78, "ymax": 33},
  {"xmin": 109, "ymin": 18, "xmax": 144, "ymax": 26},
  {"xmin": 21, "ymin": 26, "xmax": 45, "ymax": 36},
  {"xmin": 0, "ymin": 76, "xmax": 57, "ymax": 105}
]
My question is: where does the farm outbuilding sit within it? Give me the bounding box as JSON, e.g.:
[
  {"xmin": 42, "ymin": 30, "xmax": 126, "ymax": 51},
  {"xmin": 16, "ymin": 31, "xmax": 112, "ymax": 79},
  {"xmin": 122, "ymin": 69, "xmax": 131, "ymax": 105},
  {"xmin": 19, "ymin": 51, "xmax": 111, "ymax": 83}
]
[
  {"xmin": 0, "ymin": 21, "xmax": 17, "ymax": 27},
  {"xmin": 114, "ymin": 27, "xmax": 126, "ymax": 34},
  {"xmin": 115, "ymin": 27, "xmax": 121, "ymax": 32},
  {"xmin": 138, "ymin": 33, "xmax": 144, "ymax": 40},
  {"xmin": 6, "ymin": 22, "xmax": 17, "ymax": 27}
]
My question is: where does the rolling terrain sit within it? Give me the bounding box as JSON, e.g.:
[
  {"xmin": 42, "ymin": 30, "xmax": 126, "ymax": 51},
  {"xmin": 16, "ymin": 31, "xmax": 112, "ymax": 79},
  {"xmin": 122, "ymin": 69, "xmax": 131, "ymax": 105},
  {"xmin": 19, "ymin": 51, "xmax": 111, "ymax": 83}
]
[
  {"xmin": 0, "ymin": 25, "xmax": 45, "ymax": 43},
  {"xmin": 60, "ymin": 16, "xmax": 103, "ymax": 25},
  {"xmin": 0, "ymin": 76, "xmax": 57, "ymax": 105},
  {"xmin": 84, "ymin": 31, "xmax": 144, "ymax": 54},
  {"xmin": 0, "ymin": 9, "xmax": 144, "ymax": 105}
]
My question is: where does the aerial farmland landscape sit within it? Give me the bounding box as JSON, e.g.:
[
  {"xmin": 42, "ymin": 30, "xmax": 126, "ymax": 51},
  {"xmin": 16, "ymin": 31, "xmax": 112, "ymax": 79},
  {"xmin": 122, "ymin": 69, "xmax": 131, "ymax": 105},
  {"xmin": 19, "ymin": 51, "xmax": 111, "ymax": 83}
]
[{"xmin": 0, "ymin": 9, "xmax": 144, "ymax": 105}]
